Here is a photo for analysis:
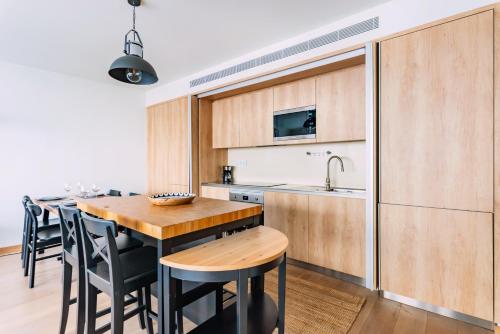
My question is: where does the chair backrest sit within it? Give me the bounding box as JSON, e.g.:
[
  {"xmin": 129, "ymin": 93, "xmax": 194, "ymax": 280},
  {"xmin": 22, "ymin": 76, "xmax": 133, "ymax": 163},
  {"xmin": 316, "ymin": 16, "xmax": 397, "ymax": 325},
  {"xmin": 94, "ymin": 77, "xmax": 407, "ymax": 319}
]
[
  {"xmin": 26, "ymin": 203, "xmax": 42, "ymax": 238},
  {"xmin": 58, "ymin": 205, "xmax": 82, "ymax": 256},
  {"xmin": 128, "ymin": 192, "xmax": 140, "ymax": 196},
  {"xmin": 107, "ymin": 189, "xmax": 122, "ymax": 197},
  {"xmin": 79, "ymin": 212, "xmax": 123, "ymax": 288},
  {"xmin": 22, "ymin": 195, "xmax": 32, "ymax": 228}
]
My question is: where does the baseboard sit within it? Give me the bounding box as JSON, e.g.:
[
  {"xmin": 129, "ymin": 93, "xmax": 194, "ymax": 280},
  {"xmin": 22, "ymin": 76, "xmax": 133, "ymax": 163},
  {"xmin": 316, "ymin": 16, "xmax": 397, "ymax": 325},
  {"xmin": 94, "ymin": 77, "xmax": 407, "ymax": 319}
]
[{"xmin": 0, "ymin": 244, "xmax": 21, "ymax": 257}]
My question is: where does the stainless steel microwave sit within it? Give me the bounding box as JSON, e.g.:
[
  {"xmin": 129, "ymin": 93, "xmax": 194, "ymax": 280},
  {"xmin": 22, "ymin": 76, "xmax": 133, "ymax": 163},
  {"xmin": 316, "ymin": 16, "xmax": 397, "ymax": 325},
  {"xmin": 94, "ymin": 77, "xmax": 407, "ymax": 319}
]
[{"xmin": 273, "ymin": 105, "xmax": 316, "ymax": 141}]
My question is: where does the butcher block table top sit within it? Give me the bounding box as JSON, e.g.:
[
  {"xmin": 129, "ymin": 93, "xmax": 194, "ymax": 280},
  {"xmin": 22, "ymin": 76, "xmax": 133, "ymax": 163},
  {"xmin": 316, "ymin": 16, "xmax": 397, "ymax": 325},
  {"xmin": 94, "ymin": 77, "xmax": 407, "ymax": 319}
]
[{"xmin": 76, "ymin": 195, "xmax": 262, "ymax": 240}]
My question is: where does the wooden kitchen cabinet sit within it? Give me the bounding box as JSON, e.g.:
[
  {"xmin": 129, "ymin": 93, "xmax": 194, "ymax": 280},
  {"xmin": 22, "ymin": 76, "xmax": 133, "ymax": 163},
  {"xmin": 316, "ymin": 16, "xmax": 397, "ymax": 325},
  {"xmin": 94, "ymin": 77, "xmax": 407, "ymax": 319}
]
[
  {"xmin": 380, "ymin": 204, "xmax": 493, "ymax": 320},
  {"xmin": 239, "ymin": 88, "xmax": 273, "ymax": 147},
  {"xmin": 147, "ymin": 97, "xmax": 190, "ymax": 194},
  {"xmin": 264, "ymin": 192, "xmax": 309, "ymax": 262},
  {"xmin": 212, "ymin": 95, "xmax": 241, "ymax": 148},
  {"xmin": 200, "ymin": 185, "xmax": 230, "ymax": 201},
  {"xmin": 273, "ymin": 77, "xmax": 315, "ymax": 111},
  {"xmin": 308, "ymin": 195, "xmax": 365, "ymax": 278},
  {"xmin": 316, "ymin": 64, "xmax": 365, "ymax": 142},
  {"xmin": 380, "ymin": 11, "xmax": 494, "ymax": 212}
]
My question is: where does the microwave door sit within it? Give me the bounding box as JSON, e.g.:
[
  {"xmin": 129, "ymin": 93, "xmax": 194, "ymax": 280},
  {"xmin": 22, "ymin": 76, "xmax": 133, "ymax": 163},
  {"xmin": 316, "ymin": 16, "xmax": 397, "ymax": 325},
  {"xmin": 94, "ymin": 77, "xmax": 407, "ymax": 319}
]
[{"xmin": 273, "ymin": 106, "xmax": 316, "ymax": 141}]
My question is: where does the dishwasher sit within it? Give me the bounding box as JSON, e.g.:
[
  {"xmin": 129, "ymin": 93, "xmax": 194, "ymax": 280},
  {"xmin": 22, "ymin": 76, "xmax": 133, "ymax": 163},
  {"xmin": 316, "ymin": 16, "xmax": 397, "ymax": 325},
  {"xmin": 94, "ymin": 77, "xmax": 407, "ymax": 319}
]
[{"xmin": 228, "ymin": 188, "xmax": 264, "ymax": 233}]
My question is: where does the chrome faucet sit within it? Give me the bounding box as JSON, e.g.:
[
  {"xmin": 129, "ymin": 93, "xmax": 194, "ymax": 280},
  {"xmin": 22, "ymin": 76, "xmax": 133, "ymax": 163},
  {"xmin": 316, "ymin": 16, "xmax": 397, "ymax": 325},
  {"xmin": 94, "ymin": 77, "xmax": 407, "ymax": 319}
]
[{"xmin": 325, "ymin": 155, "xmax": 344, "ymax": 191}]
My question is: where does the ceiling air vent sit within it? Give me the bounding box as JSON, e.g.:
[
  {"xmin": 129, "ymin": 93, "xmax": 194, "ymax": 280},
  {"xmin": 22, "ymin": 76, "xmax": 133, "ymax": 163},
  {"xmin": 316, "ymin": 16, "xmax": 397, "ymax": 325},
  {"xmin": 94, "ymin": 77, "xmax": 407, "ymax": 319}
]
[{"xmin": 190, "ymin": 16, "xmax": 379, "ymax": 88}]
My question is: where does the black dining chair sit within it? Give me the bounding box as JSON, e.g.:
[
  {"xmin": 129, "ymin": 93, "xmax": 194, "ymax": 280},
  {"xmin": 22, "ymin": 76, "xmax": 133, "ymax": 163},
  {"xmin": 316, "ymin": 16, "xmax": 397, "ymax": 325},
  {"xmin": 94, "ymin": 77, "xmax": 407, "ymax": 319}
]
[
  {"xmin": 128, "ymin": 192, "xmax": 140, "ymax": 196},
  {"xmin": 24, "ymin": 203, "xmax": 62, "ymax": 288},
  {"xmin": 80, "ymin": 212, "xmax": 157, "ymax": 334},
  {"xmin": 107, "ymin": 189, "xmax": 122, "ymax": 197},
  {"xmin": 21, "ymin": 195, "xmax": 59, "ymax": 269},
  {"xmin": 58, "ymin": 205, "xmax": 145, "ymax": 334}
]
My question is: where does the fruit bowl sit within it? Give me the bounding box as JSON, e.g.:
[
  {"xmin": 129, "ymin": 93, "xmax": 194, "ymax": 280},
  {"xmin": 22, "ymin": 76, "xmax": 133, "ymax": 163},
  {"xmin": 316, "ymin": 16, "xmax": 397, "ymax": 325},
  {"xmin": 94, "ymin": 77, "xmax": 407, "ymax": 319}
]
[{"xmin": 147, "ymin": 192, "xmax": 196, "ymax": 206}]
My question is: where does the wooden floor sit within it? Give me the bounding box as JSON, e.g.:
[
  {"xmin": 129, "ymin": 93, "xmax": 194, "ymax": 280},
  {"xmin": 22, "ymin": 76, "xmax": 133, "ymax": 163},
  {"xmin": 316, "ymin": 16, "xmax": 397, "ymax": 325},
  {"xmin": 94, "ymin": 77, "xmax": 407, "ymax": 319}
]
[{"xmin": 0, "ymin": 249, "xmax": 493, "ymax": 334}]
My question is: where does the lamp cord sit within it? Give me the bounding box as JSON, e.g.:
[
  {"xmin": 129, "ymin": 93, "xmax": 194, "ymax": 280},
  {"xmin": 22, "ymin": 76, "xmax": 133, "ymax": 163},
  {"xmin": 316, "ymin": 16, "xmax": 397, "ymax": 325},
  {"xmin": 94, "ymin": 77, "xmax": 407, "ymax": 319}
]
[{"xmin": 132, "ymin": 6, "xmax": 136, "ymax": 30}]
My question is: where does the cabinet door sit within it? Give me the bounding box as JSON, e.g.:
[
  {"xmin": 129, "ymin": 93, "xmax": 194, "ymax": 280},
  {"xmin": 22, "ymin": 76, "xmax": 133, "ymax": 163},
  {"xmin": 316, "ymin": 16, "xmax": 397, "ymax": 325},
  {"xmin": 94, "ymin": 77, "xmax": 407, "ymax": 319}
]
[
  {"xmin": 380, "ymin": 204, "xmax": 493, "ymax": 320},
  {"xmin": 212, "ymin": 95, "xmax": 240, "ymax": 148},
  {"xmin": 147, "ymin": 97, "xmax": 189, "ymax": 193},
  {"xmin": 380, "ymin": 11, "xmax": 494, "ymax": 212},
  {"xmin": 264, "ymin": 192, "xmax": 308, "ymax": 262},
  {"xmin": 200, "ymin": 186, "xmax": 230, "ymax": 201},
  {"xmin": 316, "ymin": 65, "xmax": 365, "ymax": 142},
  {"xmin": 273, "ymin": 77, "xmax": 315, "ymax": 111},
  {"xmin": 308, "ymin": 196, "xmax": 365, "ymax": 277},
  {"xmin": 239, "ymin": 88, "xmax": 273, "ymax": 147}
]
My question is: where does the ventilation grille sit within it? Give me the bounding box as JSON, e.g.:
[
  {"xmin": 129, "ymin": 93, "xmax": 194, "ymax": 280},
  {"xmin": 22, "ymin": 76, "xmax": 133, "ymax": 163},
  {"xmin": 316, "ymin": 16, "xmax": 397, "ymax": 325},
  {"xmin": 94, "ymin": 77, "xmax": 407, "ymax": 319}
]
[{"xmin": 190, "ymin": 16, "xmax": 379, "ymax": 88}]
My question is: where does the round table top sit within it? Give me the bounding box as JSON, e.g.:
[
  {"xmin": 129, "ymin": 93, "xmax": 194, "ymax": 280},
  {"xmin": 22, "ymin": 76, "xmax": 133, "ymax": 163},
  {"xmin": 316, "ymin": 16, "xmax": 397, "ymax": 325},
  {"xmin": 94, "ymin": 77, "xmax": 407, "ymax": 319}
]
[{"xmin": 160, "ymin": 226, "xmax": 288, "ymax": 272}]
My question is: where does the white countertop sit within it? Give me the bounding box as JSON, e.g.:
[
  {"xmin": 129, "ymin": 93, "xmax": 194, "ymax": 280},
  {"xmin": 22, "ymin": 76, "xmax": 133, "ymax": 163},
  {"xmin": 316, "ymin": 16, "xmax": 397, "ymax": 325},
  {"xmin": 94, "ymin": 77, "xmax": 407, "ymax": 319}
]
[{"xmin": 202, "ymin": 182, "xmax": 366, "ymax": 199}]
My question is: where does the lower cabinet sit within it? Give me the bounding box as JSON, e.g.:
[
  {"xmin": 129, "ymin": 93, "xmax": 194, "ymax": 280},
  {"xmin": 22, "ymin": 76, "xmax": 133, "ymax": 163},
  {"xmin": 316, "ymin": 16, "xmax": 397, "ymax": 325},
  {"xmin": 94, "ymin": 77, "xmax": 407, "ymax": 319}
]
[
  {"xmin": 380, "ymin": 204, "xmax": 493, "ymax": 320},
  {"xmin": 308, "ymin": 195, "xmax": 365, "ymax": 278},
  {"xmin": 264, "ymin": 192, "xmax": 309, "ymax": 262},
  {"xmin": 264, "ymin": 191, "xmax": 366, "ymax": 278},
  {"xmin": 200, "ymin": 186, "xmax": 230, "ymax": 201}
]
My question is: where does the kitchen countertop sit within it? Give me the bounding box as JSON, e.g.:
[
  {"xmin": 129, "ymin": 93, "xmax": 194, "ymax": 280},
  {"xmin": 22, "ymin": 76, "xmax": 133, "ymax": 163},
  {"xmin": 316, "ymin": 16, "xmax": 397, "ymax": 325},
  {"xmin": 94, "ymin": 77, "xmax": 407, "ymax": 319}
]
[{"xmin": 202, "ymin": 182, "xmax": 366, "ymax": 199}]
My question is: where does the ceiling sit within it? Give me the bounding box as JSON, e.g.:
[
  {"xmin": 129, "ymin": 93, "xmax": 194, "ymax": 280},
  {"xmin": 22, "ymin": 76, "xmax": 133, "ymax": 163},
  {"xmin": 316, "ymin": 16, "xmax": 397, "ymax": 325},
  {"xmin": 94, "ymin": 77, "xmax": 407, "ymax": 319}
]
[{"xmin": 0, "ymin": 0, "xmax": 386, "ymax": 87}]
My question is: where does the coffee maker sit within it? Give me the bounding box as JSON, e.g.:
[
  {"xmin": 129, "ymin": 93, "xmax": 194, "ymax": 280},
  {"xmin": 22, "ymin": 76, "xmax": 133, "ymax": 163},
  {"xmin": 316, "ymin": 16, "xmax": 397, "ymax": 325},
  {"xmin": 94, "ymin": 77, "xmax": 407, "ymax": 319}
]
[{"xmin": 222, "ymin": 166, "xmax": 234, "ymax": 184}]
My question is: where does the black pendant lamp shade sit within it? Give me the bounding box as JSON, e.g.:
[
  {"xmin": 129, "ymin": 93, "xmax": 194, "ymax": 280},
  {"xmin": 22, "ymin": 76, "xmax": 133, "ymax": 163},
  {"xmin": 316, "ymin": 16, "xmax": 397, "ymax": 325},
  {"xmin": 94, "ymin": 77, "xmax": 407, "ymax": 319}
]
[{"xmin": 109, "ymin": 0, "xmax": 158, "ymax": 85}]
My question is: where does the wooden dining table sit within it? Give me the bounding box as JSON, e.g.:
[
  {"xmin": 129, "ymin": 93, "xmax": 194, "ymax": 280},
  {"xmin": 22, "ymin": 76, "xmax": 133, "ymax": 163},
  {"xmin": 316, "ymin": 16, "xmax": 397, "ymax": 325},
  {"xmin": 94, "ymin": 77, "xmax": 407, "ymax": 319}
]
[{"xmin": 75, "ymin": 194, "xmax": 263, "ymax": 334}]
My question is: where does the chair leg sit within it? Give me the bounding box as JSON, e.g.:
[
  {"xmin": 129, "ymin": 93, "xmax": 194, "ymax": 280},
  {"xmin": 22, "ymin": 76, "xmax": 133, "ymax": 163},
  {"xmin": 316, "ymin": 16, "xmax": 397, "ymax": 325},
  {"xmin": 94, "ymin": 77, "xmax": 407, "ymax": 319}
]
[
  {"xmin": 137, "ymin": 289, "xmax": 146, "ymax": 330},
  {"xmin": 143, "ymin": 286, "xmax": 154, "ymax": 334},
  {"xmin": 59, "ymin": 261, "xmax": 72, "ymax": 334},
  {"xmin": 76, "ymin": 265, "xmax": 86, "ymax": 334},
  {"xmin": 21, "ymin": 218, "xmax": 27, "ymax": 262},
  {"xmin": 28, "ymin": 239, "xmax": 37, "ymax": 288},
  {"xmin": 111, "ymin": 288, "xmax": 125, "ymax": 334},
  {"xmin": 86, "ymin": 283, "xmax": 98, "ymax": 334},
  {"xmin": 23, "ymin": 244, "xmax": 30, "ymax": 276}
]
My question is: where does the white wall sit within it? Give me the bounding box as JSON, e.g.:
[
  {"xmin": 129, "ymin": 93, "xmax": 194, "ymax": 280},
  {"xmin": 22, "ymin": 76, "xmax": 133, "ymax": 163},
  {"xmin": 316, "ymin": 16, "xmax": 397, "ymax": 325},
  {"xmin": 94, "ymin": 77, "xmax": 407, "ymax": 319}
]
[
  {"xmin": 146, "ymin": 0, "xmax": 496, "ymax": 105},
  {"xmin": 0, "ymin": 61, "xmax": 146, "ymax": 247},
  {"xmin": 228, "ymin": 142, "xmax": 366, "ymax": 189}
]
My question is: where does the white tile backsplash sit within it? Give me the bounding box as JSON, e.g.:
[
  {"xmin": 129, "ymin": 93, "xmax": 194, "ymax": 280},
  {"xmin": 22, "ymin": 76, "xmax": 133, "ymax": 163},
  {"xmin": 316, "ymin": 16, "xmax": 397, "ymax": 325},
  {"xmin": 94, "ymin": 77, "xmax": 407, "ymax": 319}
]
[{"xmin": 228, "ymin": 141, "xmax": 366, "ymax": 189}]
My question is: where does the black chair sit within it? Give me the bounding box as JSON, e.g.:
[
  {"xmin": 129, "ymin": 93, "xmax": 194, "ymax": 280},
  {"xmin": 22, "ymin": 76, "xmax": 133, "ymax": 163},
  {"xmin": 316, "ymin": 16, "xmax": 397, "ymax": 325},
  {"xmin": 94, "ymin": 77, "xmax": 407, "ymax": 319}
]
[
  {"xmin": 21, "ymin": 195, "xmax": 59, "ymax": 268},
  {"xmin": 80, "ymin": 212, "xmax": 157, "ymax": 334},
  {"xmin": 128, "ymin": 192, "xmax": 140, "ymax": 196},
  {"xmin": 58, "ymin": 205, "xmax": 145, "ymax": 334},
  {"xmin": 107, "ymin": 189, "xmax": 122, "ymax": 197},
  {"xmin": 24, "ymin": 203, "xmax": 62, "ymax": 288}
]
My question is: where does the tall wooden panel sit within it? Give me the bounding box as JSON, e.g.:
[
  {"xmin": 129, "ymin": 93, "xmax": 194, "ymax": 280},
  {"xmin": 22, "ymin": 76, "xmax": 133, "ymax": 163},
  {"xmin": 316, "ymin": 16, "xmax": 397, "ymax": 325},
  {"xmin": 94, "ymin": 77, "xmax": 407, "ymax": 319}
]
[
  {"xmin": 380, "ymin": 204, "xmax": 493, "ymax": 320},
  {"xmin": 239, "ymin": 88, "xmax": 273, "ymax": 147},
  {"xmin": 380, "ymin": 11, "xmax": 494, "ymax": 212},
  {"xmin": 147, "ymin": 97, "xmax": 189, "ymax": 194},
  {"xmin": 212, "ymin": 95, "xmax": 240, "ymax": 148},
  {"xmin": 316, "ymin": 64, "xmax": 366, "ymax": 142},
  {"xmin": 273, "ymin": 77, "xmax": 315, "ymax": 111},
  {"xmin": 264, "ymin": 192, "xmax": 309, "ymax": 262},
  {"xmin": 494, "ymin": 6, "xmax": 500, "ymax": 323},
  {"xmin": 308, "ymin": 196, "xmax": 365, "ymax": 278},
  {"xmin": 198, "ymin": 99, "xmax": 228, "ymax": 184}
]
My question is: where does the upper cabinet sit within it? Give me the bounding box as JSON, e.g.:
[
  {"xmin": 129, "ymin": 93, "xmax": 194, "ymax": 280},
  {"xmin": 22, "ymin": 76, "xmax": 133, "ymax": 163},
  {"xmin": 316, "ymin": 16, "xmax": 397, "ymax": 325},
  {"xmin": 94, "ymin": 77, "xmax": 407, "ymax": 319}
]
[
  {"xmin": 316, "ymin": 64, "xmax": 365, "ymax": 142},
  {"xmin": 273, "ymin": 77, "xmax": 316, "ymax": 111},
  {"xmin": 239, "ymin": 88, "xmax": 274, "ymax": 147},
  {"xmin": 212, "ymin": 95, "xmax": 241, "ymax": 148},
  {"xmin": 211, "ymin": 63, "xmax": 368, "ymax": 148},
  {"xmin": 380, "ymin": 11, "xmax": 494, "ymax": 212}
]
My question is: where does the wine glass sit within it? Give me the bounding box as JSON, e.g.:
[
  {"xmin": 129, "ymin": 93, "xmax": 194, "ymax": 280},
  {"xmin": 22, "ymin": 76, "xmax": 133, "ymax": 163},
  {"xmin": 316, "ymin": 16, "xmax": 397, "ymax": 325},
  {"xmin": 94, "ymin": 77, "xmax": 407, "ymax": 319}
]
[
  {"xmin": 80, "ymin": 186, "xmax": 89, "ymax": 198},
  {"xmin": 91, "ymin": 184, "xmax": 101, "ymax": 198},
  {"xmin": 63, "ymin": 183, "xmax": 72, "ymax": 197}
]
